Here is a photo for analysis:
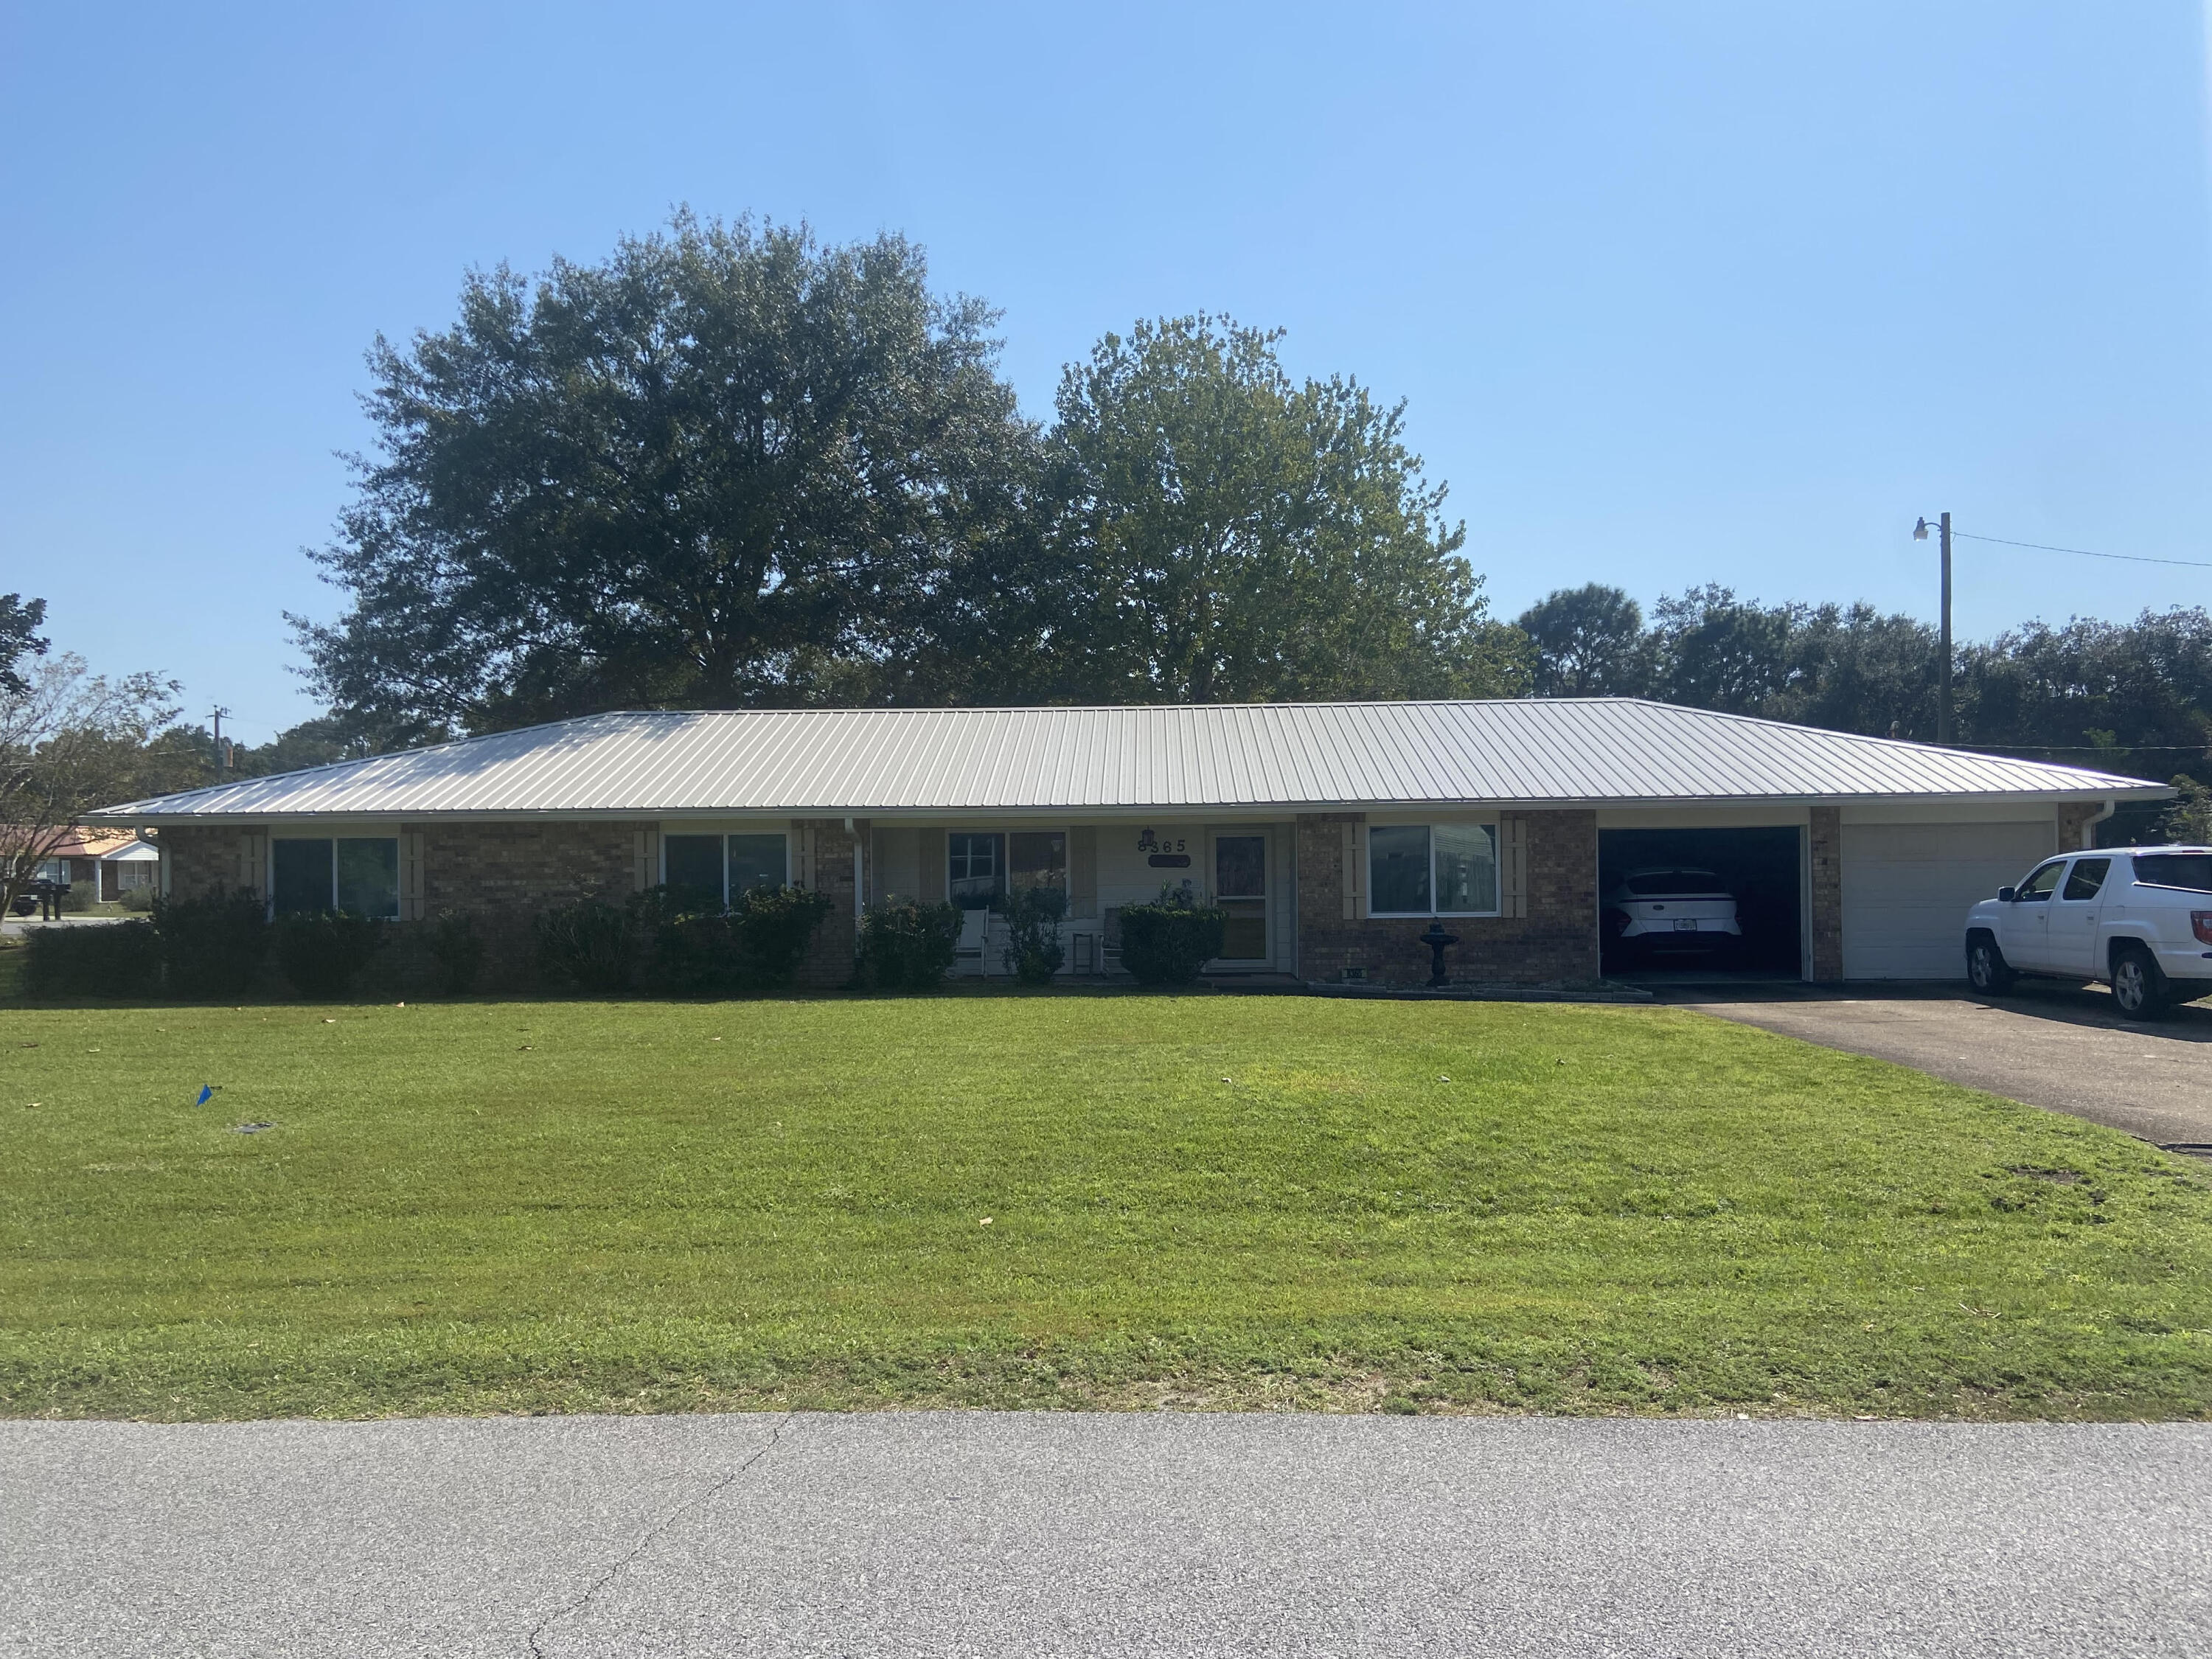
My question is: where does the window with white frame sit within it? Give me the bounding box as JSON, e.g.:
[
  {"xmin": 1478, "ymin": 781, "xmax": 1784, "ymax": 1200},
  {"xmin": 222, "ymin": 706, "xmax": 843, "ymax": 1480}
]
[
  {"xmin": 271, "ymin": 836, "xmax": 400, "ymax": 918},
  {"xmin": 661, "ymin": 832, "xmax": 789, "ymax": 907},
  {"xmin": 1368, "ymin": 823, "xmax": 1499, "ymax": 917}
]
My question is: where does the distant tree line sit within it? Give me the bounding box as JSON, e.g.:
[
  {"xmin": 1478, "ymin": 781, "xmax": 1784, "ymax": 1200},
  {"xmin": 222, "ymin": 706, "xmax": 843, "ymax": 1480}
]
[{"xmin": 1516, "ymin": 582, "xmax": 2212, "ymax": 838}]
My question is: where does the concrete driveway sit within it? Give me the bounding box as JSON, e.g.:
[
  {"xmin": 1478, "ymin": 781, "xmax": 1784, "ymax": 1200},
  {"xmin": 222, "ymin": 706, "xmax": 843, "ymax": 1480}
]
[
  {"xmin": 4, "ymin": 1413, "xmax": 2208, "ymax": 1658},
  {"xmin": 1663, "ymin": 980, "xmax": 2212, "ymax": 1150}
]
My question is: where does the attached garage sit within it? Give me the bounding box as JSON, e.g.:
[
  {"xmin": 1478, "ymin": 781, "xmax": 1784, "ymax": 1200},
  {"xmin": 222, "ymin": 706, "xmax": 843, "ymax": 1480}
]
[{"xmin": 1840, "ymin": 815, "xmax": 2058, "ymax": 980}]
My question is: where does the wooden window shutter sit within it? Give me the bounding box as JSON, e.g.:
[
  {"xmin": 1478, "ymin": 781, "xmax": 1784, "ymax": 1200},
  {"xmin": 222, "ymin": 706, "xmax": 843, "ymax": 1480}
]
[
  {"xmin": 1068, "ymin": 826, "xmax": 1097, "ymax": 919},
  {"xmin": 238, "ymin": 830, "xmax": 268, "ymax": 898},
  {"xmin": 632, "ymin": 828, "xmax": 660, "ymax": 893},
  {"xmin": 401, "ymin": 831, "xmax": 427, "ymax": 921},
  {"xmin": 1340, "ymin": 821, "xmax": 1360, "ymax": 919},
  {"xmin": 918, "ymin": 830, "xmax": 947, "ymax": 903},
  {"xmin": 1500, "ymin": 815, "xmax": 1527, "ymax": 919},
  {"xmin": 795, "ymin": 824, "xmax": 817, "ymax": 889}
]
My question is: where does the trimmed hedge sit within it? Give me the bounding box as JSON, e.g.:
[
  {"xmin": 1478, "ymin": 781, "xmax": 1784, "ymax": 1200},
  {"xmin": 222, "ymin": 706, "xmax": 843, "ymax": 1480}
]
[
  {"xmin": 274, "ymin": 911, "xmax": 386, "ymax": 999},
  {"xmin": 1119, "ymin": 900, "xmax": 1228, "ymax": 987},
  {"xmin": 21, "ymin": 920, "xmax": 163, "ymax": 999},
  {"xmin": 153, "ymin": 889, "xmax": 269, "ymax": 997},
  {"xmin": 859, "ymin": 900, "xmax": 963, "ymax": 990}
]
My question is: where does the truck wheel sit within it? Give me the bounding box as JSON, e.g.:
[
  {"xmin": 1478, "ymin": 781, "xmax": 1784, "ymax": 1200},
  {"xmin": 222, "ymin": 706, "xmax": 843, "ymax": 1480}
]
[
  {"xmin": 1966, "ymin": 936, "xmax": 2015, "ymax": 995},
  {"xmin": 2110, "ymin": 945, "xmax": 2168, "ymax": 1020}
]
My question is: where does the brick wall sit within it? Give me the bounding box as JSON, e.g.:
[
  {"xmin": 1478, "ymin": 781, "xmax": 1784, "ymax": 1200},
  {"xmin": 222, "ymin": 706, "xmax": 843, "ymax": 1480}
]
[
  {"xmin": 2056, "ymin": 801, "xmax": 2105, "ymax": 852},
  {"xmin": 790, "ymin": 818, "xmax": 862, "ymax": 989},
  {"xmin": 163, "ymin": 825, "xmax": 259, "ymax": 903},
  {"xmin": 417, "ymin": 821, "xmax": 636, "ymax": 989},
  {"xmin": 1293, "ymin": 810, "xmax": 1599, "ymax": 986},
  {"xmin": 1808, "ymin": 805, "xmax": 1843, "ymax": 983},
  {"xmin": 159, "ymin": 818, "xmax": 819, "ymax": 992}
]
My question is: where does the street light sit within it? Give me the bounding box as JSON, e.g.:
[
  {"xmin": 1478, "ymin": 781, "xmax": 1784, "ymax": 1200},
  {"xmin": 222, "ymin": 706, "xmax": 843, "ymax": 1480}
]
[{"xmin": 1913, "ymin": 512, "xmax": 1953, "ymax": 745}]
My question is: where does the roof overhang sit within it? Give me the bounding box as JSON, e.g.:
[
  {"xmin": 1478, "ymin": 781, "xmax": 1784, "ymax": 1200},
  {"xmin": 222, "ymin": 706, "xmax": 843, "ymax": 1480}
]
[{"xmin": 88, "ymin": 785, "xmax": 2176, "ymax": 830}]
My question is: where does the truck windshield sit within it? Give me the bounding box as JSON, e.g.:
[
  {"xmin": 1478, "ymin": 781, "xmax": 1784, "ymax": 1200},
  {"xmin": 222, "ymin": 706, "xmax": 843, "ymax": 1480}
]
[{"xmin": 2132, "ymin": 854, "xmax": 2212, "ymax": 894}]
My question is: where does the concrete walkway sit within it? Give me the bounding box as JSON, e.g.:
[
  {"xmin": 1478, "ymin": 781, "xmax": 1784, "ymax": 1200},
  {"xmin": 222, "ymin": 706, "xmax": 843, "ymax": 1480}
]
[
  {"xmin": 4, "ymin": 1413, "xmax": 2208, "ymax": 1657},
  {"xmin": 1663, "ymin": 981, "xmax": 2212, "ymax": 1150}
]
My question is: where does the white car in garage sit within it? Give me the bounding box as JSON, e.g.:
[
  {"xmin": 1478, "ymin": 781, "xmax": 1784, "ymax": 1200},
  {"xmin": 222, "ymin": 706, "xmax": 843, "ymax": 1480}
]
[
  {"xmin": 1964, "ymin": 845, "xmax": 2212, "ymax": 1018},
  {"xmin": 1603, "ymin": 868, "xmax": 1744, "ymax": 956}
]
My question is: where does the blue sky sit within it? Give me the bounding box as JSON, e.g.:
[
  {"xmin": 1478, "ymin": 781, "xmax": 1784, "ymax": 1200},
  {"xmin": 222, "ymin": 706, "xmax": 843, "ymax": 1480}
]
[{"xmin": 3, "ymin": 1, "xmax": 2209, "ymax": 740}]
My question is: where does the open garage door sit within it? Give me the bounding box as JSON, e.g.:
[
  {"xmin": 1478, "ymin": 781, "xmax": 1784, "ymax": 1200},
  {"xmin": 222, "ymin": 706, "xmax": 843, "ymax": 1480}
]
[
  {"xmin": 1599, "ymin": 826, "xmax": 1804, "ymax": 981},
  {"xmin": 1840, "ymin": 820, "xmax": 2054, "ymax": 980}
]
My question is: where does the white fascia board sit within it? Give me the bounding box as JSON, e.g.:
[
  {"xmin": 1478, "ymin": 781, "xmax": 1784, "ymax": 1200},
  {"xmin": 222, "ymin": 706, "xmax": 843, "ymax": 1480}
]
[{"xmin": 86, "ymin": 783, "xmax": 2174, "ymax": 830}]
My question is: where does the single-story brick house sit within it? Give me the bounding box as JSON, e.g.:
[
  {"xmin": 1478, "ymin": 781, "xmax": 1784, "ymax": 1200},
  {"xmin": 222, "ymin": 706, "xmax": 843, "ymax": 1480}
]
[{"xmin": 86, "ymin": 700, "xmax": 2170, "ymax": 990}]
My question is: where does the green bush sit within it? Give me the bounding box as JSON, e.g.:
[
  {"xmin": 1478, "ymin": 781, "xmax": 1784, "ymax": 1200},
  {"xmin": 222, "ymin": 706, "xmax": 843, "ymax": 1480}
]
[
  {"xmin": 274, "ymin": 911, "xmax": 386, "ymax": 999},
  {"xmin": 1118, "ymin": 888, "xmax": 1228, "ymax": 987},
  {"xmin": 534, "ymin": 899, "xmax": 639, "ymax": 992},
  {"xmin": 995, "ymin": 885, "xmax": 1066, "ymax": 985},
  {"xmin": 118, "ymin": 886, "xmax": 155, "ymax": 914},
  {"xmin": 22, "ymin": 920, "xmax": 163, "ymax": 999},
  {"xmin": 858, "ymin": 899, "xmax": 962, "ymax": 990},
  {"xmin": 637, "ymin": 886, "xmax": 738, "ymax": 995},
  {"xmin": 154, "ymin": 888, "xmax": 269, "ymax": 997},
  {"xmin": 428, "ymin": 911, "xmax": 486, "ymax": 997}
]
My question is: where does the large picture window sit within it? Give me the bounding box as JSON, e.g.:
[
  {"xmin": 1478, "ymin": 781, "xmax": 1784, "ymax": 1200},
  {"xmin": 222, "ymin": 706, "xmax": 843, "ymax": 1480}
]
[
  {"xmin": 1368, "ymin": 823, "xmax": 1499, "ymax": 917},
  {"xmin": 272, "ymin": 836, "xmax": 400, "ymax": 919},
  {"xmin": 663, "ymin": 832, "xmax": 789, "ymax": 907}
]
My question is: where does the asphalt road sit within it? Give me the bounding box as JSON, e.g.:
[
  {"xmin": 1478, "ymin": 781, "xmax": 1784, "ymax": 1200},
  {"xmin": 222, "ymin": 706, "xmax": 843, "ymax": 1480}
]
[
  {"xmin": 1664, "ymin": 981, "xmax": 2212, "ymax": 1150},
  {"xmin": 4, "ymin": 1413, "xmax": 2208, "ymax": 1657}
]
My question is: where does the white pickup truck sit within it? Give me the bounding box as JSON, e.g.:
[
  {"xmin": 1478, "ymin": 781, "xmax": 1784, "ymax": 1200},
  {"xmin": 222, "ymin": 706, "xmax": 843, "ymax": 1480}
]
[{"xmin": 1964, "ymin": 845, "xmax": 2212, "ymax": 1018}]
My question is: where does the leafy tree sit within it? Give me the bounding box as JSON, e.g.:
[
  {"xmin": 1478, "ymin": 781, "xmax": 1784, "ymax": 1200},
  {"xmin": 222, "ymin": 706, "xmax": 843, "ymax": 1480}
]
[
  {"xmin": 2162, "ymin": 775, "xmax": 2212, "ymax": 844},
  {"xmin": 0, "ymin": 652, "xmax": 181, "ymax": 914},
  {"xmin": 1043, "ymin": 316, "xmax": 1526, "ymax": 703},
  {"xmin": 1646, "ymin": 585, "xmax": 1801, "ymax": 714},
  {"xmin": 0, "ymin": 594, "xmax": 48, "ymax": 696},
  {"xmin": 1770, "ymin": 602, "xmax": 1939, "ymax": 738},
  {"xmin": 1516, "ymin": 584, "xmax": 1647, "ymax": 697},
  {"xmin": 296, "ymin": 213, "xmax": 1041, "ymax": 737},
  {"xmin": 1959, "ymin": 608, "xmax": 2212, "ymax": 776}
]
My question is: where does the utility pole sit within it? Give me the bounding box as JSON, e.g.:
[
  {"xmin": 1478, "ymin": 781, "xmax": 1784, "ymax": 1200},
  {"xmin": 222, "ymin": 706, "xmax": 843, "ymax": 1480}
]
[
  {"xmin": 211, "ymin": 706, "xmax": 231, "ymax": 785},
  {"xmin": 1938, "ymin": 510, "xmax": 1952, "ymax": 745},
  {"xmin": 1913, "ymin": 514, "xmax": 1954, "ymax": 745}
]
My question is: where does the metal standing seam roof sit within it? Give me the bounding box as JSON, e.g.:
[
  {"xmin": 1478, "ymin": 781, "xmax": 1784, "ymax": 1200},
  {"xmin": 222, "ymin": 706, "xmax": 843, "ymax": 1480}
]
[{"xmin": 86, "ymin": 699, "xmax": 2176, "ymax": 823}]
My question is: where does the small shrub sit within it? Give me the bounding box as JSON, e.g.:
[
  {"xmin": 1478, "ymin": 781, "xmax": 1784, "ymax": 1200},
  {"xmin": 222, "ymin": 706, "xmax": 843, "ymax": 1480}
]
[
  {"xmin": 726, "ymin": 885, "xmax": 834, "ymax": 990},
  {"xmin": 428, "ymin": 911, "xmax": 486, "ymax": 996},
  {"xmin": 274, "ymin": 910, "xmax": 386, "ymax": 999},
  {"xmin": 535, "ymin": 898, "xmax": 639, "ymax": 992},
  {"xmin": 154, "ymin": 888, "xmax": 269, "ymax": 997},
  {"xmin": 638, "ymin": 886, "xmax": 741, "ymax": 995},
  {"xmin": 23, "ymin": 920, "xmax": 162, "ymax": 999},
  {"xmin": 117, "ymin": 886, "xmax": 155, "ymax": 914},
  {"xmin": 858, "ymin": 899, "xmax": 962, "ymax": 990},
  {"xmin": 995, "ymin": 884, "xmax": 1066, "ymax": 985},
  {"xmin": 1119, "ymin": 886, "xmax": 1227, "ymax": 987}
]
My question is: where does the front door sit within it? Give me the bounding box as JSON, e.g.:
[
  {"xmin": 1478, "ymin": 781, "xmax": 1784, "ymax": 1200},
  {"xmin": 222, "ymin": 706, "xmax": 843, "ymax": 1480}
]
[
  {"xmin": 1212, "ymin": 832, "xmax": 1269, "ymax": 964},
  {"xmin": 2048, "ymin": 855, "xmax": 2112, "ymax": 978},
  {"xmin": 1998, "ymin": 858, "xmax": 2065, "ymax": 971}
]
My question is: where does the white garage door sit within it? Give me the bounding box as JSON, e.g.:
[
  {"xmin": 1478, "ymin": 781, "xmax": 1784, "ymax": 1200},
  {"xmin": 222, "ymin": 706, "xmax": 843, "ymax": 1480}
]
[{"xmin": 1840, "ymin": 821, "xmax": 2055, "ymax": 980}]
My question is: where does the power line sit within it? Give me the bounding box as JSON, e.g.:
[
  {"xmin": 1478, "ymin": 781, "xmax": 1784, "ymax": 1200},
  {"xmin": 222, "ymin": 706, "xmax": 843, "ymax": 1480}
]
[{"xmin": 1947, "ymin": 529, "xmax": 2212, "ymax": 570}]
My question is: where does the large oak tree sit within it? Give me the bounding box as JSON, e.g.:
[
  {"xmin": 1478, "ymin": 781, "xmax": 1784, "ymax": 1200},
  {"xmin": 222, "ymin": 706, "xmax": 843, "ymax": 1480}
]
[{"xmin": 298, "ymin": 215, "xmax": 1042, "ymax": 736}]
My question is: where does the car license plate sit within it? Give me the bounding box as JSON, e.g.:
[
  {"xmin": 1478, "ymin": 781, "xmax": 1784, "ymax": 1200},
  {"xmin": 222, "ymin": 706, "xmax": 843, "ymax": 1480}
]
[{"xmin": 1673, "ymin": 919, "xmax": 1698, "ymax": 932}]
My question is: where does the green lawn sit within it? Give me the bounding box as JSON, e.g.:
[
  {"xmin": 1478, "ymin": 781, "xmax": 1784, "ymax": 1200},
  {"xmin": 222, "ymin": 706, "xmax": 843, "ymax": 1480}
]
[{"xmin": 4, "ymin": 992, "xmax": 2210, "ymax": 1421}]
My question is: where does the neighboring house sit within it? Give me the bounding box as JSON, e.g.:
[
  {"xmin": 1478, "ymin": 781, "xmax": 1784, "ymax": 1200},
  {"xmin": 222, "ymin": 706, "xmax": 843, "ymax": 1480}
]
[
  {"xmin": 85, "ymin": 700, "xmax": 2171, "ymax": 990},
  {"xmin": 30, "ymin": 830, "xmax": 158, "ymax": 902}
]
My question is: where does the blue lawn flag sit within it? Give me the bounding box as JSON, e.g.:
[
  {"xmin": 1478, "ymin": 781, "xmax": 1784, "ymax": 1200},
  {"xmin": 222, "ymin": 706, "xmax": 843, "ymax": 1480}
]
[{"xmin": 195, "ymin": 1085, "xmax": 215, "ymax": 1106}]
